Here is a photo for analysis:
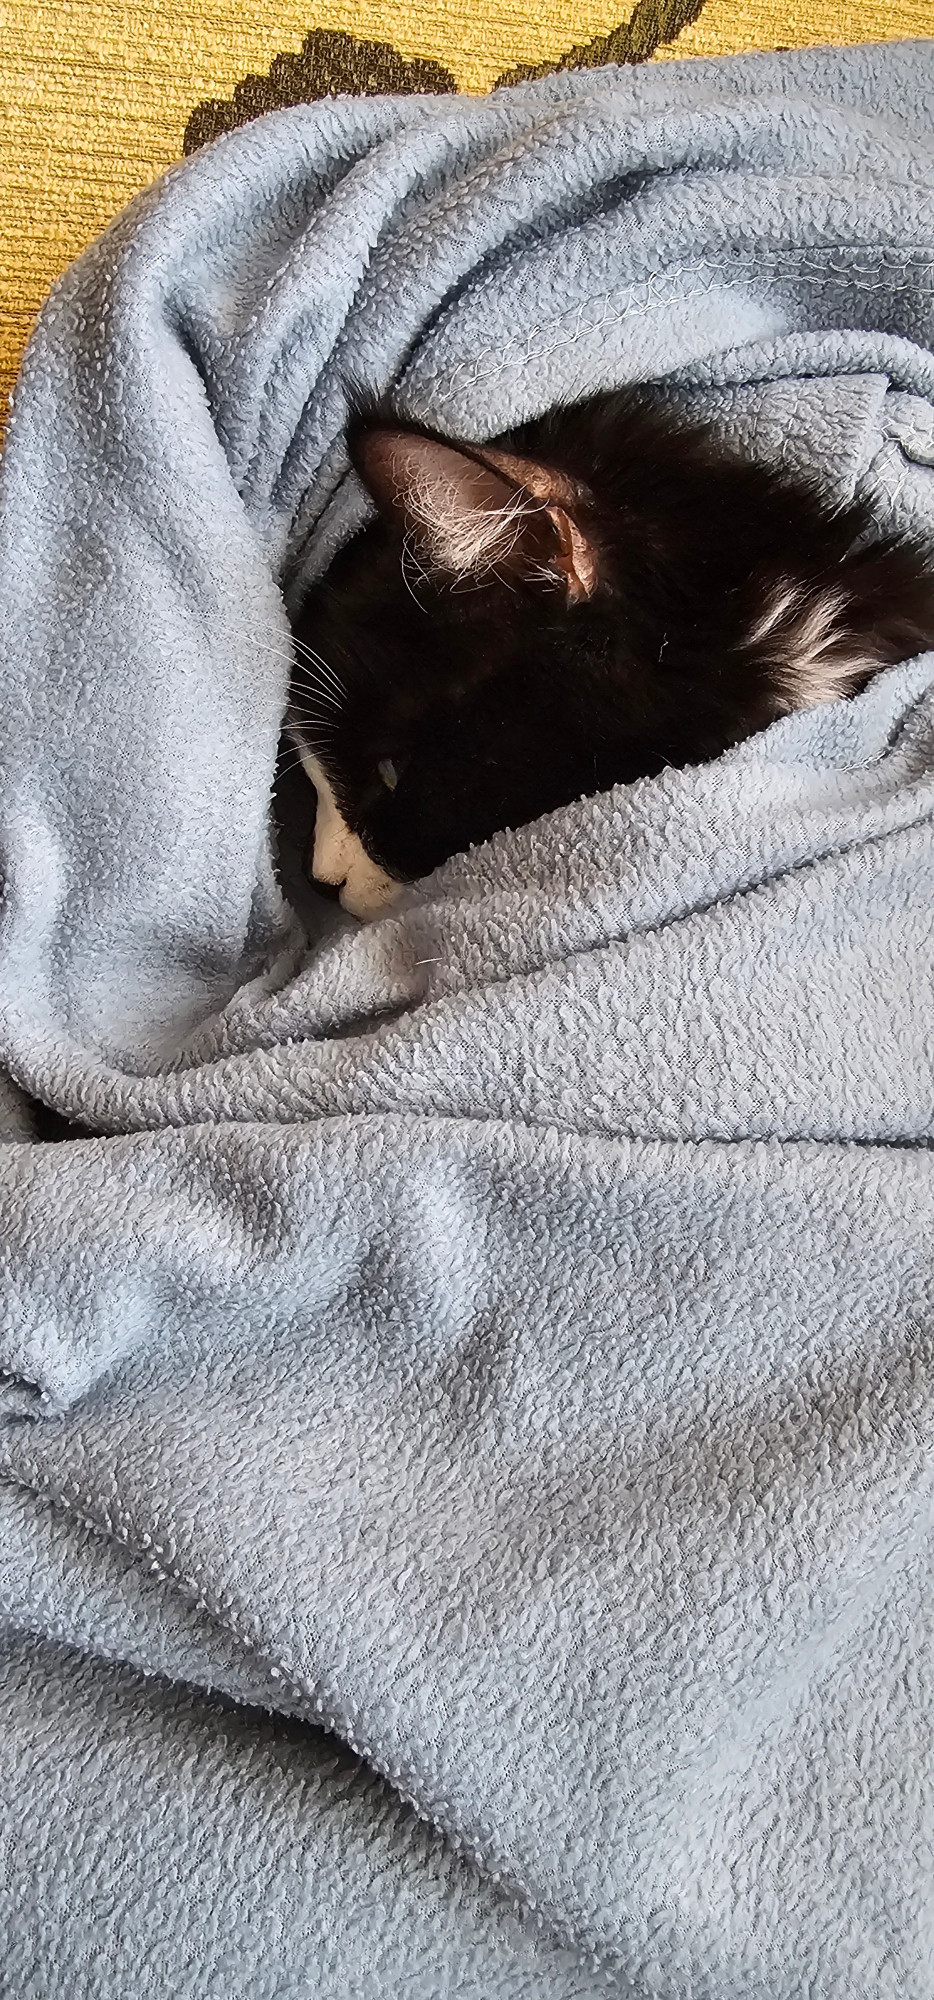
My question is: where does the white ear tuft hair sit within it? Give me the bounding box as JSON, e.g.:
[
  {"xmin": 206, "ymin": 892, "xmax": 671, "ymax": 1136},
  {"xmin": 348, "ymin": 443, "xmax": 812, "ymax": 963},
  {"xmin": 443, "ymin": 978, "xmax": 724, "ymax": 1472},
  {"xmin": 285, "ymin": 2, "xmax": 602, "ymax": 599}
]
[
  {"xmin": 406, "ymin": 461, "xmax": 536, "ymax": 577},
  {"xmin": 351, "ymin": 427, "xmax": 535, "ymax": 578},
  {"xmin": 350, "ymin": 423, "xmax": 599, "ymax": 599}
]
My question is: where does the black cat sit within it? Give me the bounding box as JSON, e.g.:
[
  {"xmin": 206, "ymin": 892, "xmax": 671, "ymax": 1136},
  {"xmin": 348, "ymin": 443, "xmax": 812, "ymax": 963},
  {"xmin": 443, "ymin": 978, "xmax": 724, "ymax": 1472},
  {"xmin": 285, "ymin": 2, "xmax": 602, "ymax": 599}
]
[{"xmin": 288, "ymin": 391, "xmax": 934, "ymax": 919}]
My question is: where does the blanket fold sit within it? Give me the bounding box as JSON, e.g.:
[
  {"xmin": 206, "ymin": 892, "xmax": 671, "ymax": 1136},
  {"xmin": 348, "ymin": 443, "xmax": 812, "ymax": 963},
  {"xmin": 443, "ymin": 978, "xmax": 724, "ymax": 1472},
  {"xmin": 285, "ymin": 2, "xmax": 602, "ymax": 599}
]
[{"xmin": 2, "ymin": 39, "xmax": 934, "ymax": 1999}]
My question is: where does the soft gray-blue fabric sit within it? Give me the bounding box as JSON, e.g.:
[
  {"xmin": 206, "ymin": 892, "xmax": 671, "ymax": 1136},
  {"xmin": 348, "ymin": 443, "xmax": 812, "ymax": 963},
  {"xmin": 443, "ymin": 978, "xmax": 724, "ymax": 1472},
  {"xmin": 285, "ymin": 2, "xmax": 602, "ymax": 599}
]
[{"xmin": 2, "ymin": 39, "xmax": 934, "ymax": 1998}]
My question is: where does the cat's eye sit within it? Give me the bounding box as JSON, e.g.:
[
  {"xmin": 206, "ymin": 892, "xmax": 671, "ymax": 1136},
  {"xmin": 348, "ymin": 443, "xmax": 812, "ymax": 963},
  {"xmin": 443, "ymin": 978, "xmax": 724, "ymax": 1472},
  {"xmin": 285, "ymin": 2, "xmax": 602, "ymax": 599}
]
[{"xmin": 378, "ymin": 758, "xmax": 398, "ymax": 791}]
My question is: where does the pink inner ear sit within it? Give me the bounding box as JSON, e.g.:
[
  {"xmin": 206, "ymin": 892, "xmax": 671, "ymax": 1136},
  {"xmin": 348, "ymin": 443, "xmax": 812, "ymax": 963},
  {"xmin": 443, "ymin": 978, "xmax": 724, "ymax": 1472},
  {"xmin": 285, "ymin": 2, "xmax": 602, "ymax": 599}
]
[{"xmin": 544, "ymin": 505, "xmax": 598, "ymax": 603}]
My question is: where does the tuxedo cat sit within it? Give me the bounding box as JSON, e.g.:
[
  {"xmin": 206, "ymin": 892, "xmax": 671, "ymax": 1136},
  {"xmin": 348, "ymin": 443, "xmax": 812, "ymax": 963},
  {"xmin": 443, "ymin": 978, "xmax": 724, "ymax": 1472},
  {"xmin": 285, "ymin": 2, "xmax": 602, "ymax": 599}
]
[{"xmin": 288, "ymin": 391, "xmax": 934, "ymax": 919}]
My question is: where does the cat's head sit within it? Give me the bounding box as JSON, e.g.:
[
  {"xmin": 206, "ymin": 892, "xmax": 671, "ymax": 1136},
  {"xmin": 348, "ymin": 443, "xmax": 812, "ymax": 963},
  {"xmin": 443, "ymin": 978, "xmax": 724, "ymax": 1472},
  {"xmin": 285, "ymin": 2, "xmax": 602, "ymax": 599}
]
[{"xmin": 288, "ymin": 398, "xmax": 934, "ymax": 919}]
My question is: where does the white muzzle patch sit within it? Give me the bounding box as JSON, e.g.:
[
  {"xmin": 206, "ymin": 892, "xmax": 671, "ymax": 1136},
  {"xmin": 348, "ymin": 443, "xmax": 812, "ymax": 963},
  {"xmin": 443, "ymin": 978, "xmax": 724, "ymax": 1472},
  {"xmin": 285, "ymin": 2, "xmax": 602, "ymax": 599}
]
[{"xmin": 295, "ymin": 743, "xmax": 403, "ymax": 922}]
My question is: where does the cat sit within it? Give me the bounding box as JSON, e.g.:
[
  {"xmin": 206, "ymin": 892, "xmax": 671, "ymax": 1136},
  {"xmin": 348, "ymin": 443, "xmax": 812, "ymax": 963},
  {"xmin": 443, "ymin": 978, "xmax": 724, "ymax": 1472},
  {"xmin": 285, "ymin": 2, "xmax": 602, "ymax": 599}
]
[{"xmin": 287, "ymin": 390, "xmax": 934, "ymax": 920}]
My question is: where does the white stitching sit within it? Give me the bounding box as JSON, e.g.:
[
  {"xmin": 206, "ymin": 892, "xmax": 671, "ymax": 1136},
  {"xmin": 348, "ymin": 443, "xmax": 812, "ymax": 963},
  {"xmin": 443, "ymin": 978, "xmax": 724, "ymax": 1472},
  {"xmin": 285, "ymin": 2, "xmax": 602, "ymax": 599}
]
[{"xmin": 417, "ymin": 244, "xmax": 934, "ymax": 403}]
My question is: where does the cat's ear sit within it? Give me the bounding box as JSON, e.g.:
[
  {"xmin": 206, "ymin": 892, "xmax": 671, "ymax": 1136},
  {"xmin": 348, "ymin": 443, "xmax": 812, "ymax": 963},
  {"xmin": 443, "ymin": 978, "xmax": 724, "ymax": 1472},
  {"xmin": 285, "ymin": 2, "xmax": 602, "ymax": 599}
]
[{"xmin": 349, "ymin": 424, "xmax": 598, "ymax": 602}]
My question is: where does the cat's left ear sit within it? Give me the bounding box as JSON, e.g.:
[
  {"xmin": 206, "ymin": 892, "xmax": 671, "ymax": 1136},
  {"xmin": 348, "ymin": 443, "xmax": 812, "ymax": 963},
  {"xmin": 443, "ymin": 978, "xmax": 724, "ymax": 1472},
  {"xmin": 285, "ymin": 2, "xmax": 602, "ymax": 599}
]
[{"xmin": 349, "ymin": 423, "xmax": 599, "ymax": 602}]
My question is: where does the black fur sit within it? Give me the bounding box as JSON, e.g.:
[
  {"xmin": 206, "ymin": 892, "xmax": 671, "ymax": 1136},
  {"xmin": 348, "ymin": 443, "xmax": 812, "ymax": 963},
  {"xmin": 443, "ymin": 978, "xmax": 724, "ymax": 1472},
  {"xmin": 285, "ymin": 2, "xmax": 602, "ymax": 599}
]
[{"xmin": 288, "ymin": 390, "xmax": 934, "ymax": 891}]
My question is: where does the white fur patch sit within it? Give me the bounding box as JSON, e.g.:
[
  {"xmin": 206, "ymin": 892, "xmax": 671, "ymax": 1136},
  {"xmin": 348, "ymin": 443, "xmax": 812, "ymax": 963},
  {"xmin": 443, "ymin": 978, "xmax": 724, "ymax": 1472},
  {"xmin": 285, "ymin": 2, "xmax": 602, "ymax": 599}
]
[
  {"xmin": 750, "ymin": 579, "xmax": 871, "ymax": 712},
  {"xmin": 293, "ymin": 740, "xmax": 403, "ymax": 922}
]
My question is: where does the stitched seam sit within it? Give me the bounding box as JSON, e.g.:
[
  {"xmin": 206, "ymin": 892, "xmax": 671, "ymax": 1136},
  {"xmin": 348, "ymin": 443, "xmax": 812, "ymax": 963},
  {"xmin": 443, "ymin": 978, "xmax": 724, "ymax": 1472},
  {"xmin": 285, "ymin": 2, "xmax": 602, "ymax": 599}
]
[{"xmin": 430, "ymin": 244, "xmax": 934, "ymax": 400}]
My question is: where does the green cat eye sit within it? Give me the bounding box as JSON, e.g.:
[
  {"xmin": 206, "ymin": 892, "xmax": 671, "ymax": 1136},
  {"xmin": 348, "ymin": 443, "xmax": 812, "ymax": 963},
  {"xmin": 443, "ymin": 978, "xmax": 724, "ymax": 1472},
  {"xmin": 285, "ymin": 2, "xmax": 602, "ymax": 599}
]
[{"xmin": 378, "ymin": 758, "xmax": 398, "ymax": 791}]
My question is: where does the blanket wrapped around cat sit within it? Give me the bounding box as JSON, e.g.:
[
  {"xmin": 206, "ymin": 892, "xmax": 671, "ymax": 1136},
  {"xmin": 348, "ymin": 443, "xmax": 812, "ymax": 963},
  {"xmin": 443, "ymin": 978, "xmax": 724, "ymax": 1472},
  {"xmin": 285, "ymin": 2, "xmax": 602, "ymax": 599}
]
[{"xmin": 2, "ymin": 38, "xmax": 934, "ymax": 1998}]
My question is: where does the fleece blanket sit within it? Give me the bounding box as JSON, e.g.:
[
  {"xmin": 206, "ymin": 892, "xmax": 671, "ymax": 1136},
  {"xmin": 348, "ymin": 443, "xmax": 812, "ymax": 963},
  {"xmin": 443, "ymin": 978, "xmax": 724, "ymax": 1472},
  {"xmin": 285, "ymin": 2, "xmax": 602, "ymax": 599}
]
[{"xmin": 2, "ymin": 39, "xmax": 934, "ymax": 1998}]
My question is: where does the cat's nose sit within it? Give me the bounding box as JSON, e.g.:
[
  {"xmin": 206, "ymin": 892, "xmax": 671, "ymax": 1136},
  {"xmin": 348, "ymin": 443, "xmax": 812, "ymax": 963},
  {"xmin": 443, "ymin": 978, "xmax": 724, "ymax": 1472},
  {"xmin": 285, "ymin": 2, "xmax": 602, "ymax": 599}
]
[
  {"xmin": 310, "ymin": 824, "xmax": 402, "ymax": 920},
  {"xmin": 309, "ymin": 831, "xmax": 402, "ymax": 920},
  {"xmin": 334, "ymin": 866, "xmax": 404, "ymax": 923}
]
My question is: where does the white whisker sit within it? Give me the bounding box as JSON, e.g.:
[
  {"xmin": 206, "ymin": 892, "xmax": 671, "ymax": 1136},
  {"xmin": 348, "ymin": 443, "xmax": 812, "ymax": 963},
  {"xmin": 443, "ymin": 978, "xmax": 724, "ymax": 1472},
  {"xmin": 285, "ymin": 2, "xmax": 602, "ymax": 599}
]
[
  {"xmin": 400, "ymin": 532, "xmax": 431, "ymax": 611},
  {"xmin": 288, "ymin": 712, "xmax": 338, "ymax": 736},
  {"xmin": 250, "ymin": 634, "xmax": 346, "ymax": 706},
  {"xmin": 288, "ymin": 654, "xmax": 342, "ymax": 686},
  {"xmin": 253, "ymin": 641, "xmax": 310, "ymax": 669},
  {"xmin": 278, "ymin": 738, "xmax": 332, "ymax": 775},
  {"xmin": 288, "ymin": 667, "xmax": 343, "ymax": 708},
  {"xmin": 291, "ymin": 640, "xmax": 345, "ymax": 697}
]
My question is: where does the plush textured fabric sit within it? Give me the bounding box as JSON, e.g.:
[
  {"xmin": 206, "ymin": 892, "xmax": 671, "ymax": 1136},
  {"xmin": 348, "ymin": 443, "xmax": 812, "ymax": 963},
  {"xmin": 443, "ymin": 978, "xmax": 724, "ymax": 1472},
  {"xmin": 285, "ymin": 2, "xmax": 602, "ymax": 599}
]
[{"xmin": 2, "ymin": 44, "xmax": 934, "ymax": 1996}]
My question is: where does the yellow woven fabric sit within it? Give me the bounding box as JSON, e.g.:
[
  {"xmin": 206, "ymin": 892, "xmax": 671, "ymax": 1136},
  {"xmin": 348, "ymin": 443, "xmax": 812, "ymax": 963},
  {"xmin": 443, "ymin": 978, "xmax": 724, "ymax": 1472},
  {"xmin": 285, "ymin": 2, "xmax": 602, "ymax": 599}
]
[
  {"xmin": 655, "ymin": 0, "xmax": 933, "ymax": 60},
  {"xmin": 1, "ymin": 0, "xmax": 931, "ymax": 417}
]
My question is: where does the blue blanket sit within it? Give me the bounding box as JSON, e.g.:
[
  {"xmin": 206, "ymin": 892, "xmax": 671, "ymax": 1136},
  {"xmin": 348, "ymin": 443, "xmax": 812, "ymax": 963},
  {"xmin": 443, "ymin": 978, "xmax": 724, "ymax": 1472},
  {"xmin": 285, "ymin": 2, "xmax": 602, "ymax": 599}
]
[{"xmin": 2, "ymin": 40, "xmax": 934, "ymax": 1998}]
